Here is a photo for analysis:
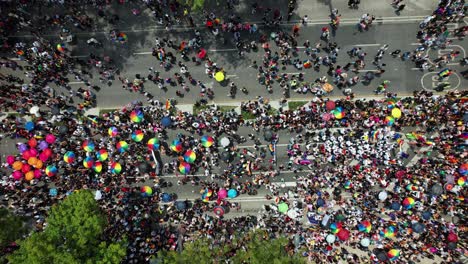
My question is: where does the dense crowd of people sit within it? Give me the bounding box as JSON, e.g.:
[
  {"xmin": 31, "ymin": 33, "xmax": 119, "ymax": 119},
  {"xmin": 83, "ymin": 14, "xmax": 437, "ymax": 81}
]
[{"xmin": 0, "ymin": 0, "xmax": 467, "ymax": 263}]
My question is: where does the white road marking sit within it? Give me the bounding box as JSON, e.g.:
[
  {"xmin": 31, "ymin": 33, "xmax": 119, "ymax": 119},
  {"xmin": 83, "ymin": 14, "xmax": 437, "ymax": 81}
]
[
  {"xmin": 357, "ymin": 69, "xmax": 381, "ymax": 72},
  {"xmin": 354, "ymin": 44, "xmax": 381, "ymax": 47},
  {"xmin": 209, "ymin": 48, "xmax": 237, "ymax": 52},
  {"xmin": 133, "ymin": 51, "xmax": 153, "ymax": 55},
  {"xmin": 68, "ymin": 81, "xmax": 85, "ymax": 85}
]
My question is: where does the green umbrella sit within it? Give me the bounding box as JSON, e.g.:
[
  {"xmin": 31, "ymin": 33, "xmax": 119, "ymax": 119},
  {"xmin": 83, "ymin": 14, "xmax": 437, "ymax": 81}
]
[
  {"xmin": 336, "ymin": 214, "xmax": 346, "ymax": 221},
  {"xmin": 278, "ymin": 203, "xmax": 288, "ymax": 213}
]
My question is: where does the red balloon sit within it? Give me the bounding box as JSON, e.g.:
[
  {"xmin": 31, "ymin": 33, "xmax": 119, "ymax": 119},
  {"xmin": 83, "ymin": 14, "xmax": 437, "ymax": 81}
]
[
  {"xmin": 43, "ymin": 148, "xmax": 52, "ymax": 157},
  {"xmin": 28, "ymin": 138, "xmax": 37, "ymax": 148},
  {"xmin": 39, "ymin": 152, "xmax": 49, "ymax": 162},
  {"xmin": 12, "ymin": 171, "xmax": 23, "ymax": 180},
  {"xmin": 22, "ymin": 150, "xmax": 32, "ymax": 160},
  {"xmin": 21, "ymin": 163, "xmax": 31, "ymax": 173},
  {"xmin": 33, "ymin": 169, "xmax": 42, "ymax": 179},
  {"xmin": 6, "ymin": 155, "xmax": 15, "ymax": 165}
]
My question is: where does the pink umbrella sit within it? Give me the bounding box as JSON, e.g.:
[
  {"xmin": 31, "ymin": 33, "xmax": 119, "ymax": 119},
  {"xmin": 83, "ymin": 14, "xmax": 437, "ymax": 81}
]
[
  {"xmin": 300, "ymin": 159, "xmax": 312, "ymax": 165},
  {"xmin": 322, "ymin": 113, "xmax": 332, "ymax": 121},
  {"xmin": 447, "ymin": 233, "xmax": 458, "ymax": 242},
  {"xmin": 218, "ymin": 189, "xmax": 227, "ymax": 199},
  {"xmin": 45, "ymin": 134, "xmax": 56, "ymax": 144}
]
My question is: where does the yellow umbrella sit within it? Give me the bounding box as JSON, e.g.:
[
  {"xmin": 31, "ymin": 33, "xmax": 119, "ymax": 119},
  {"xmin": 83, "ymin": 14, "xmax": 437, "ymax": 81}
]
[
  {"xmin": 391, "ymin": 108, "xmax": 402, "ymax": 119},
  {"xmin": 322, "ymin": 83, "xmax": 334, "ymax": 93},
  {"xmin": 214, "ymin": 71, "xmax": 225, "ymax": 82}
]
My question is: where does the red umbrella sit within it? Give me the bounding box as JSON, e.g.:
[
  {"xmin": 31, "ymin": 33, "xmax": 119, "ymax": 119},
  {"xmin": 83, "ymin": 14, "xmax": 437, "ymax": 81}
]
[
  {"xmin": 337, "ymin": 229, "xmax": 350, "ymax": 241},
  {"xmin": 198, "ymin": 49, "xmax": 207, "ymax": 59},
  {"xmin": 326, "ymin": 101, "xmax": 336, "ymax": 111},
  {"xmin": 213, "ymin": 206, "xmax": 225, "ymax": 216},
  {"xmin": 447, "ymin": 233, "xmax": 458, "ymax": 242}
]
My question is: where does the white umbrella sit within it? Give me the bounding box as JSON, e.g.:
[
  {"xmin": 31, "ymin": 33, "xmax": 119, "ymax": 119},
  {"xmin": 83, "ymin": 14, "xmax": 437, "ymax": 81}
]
[
  {"xmin": 360, "ymin": 238, "xmax": 370, "ymax": 247},
  {"xmin": 30, "ymin": 106, "xmax": 39, "ymax": 114},
  {"xmin": 378, "ymin": 191, "xmax": 388, "ymax": 201},
  {"xmin": 95, "ymin": 190, "xmax": 102, "ymax": 200},
  {"xmin": 220, "ymin": 137, "xmax": 230, "ymax": 147},
  {"xmin": 287, "ymin": 209, "xmax": 299, "ymax": 219},
  {"xmin": 326, "ymin": 234, "xmax": 336, "ymax": 244}
]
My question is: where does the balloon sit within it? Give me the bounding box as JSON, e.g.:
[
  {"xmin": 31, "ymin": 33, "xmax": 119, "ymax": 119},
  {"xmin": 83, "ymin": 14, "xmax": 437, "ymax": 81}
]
[
  {"xmin": 25, "ymin": 171, "xmax": 34, "ymax": 181},
  {"xmin": 12, "ymin": 171, "xmax": 23, "ymax": 181},
  {"xmin": 27, "ymin": 157, "xmax": 38, "ymax": 166},
  {"xmin": 33, "ymin": 169, "xmax": 42, "ymax": 179},
  {"xmin": 28, "ymin": 138, "xmax": 37, "ymax": 148},
  {"xmin": 45, "ymin": 134, "xmax": 56, "ymax": 144},
  {"xmin": 12, "ymin": 161, "xmax": 23, "ymax": 171},
  {"xmin": 21, "ymin": 164, "xmax": 31, "ymax": 173},
  {"xmin": 33, "ymin": 159, "xmax": 43, "ymax": 169},
  {"xmin": 18, "ymin": 143, "xmax": 28, "ymax": 153},
  {"xmin": 38, "ymin": 141, "xmax": 48, "ymax": 151},
  {"xmin": 6, "ymin": 155, "xmax": 15, "ymax": 165},
  {"xmin": 22, "ymin": 150, "xmax": 32, "ymax": 160},
  {"xmin": 43, "ymin": 148, "xmax": 52, "ymax": 157},
  {"xmin": 39, "ymin": 152, "xmax": 49, "ymax": 162},
  {"xmin": 29, "ymin": 148, "xmax": 38, "ymax": 157}
]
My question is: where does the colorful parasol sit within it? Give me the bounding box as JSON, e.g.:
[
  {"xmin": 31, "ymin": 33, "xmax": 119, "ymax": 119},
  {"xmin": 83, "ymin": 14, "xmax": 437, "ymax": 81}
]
[
  {"xmin": 45, "ymin": 165, "xmax": 57, "ymax": 177},
  {"xmin": 214, "ymin": 71, "xmax": 225, "ymax": 82},
  {"xmin": 402, "ymin": 197, "xmax": 415, "ymax": 209},
  {"xmin": 344, "ymin": 180, "xmax": 352, "ymax": 189},
  {"xmin": 387, "ymin": 249, "xmax": 400, "ymax": 261},
  {"xmin": 82, "ymin": 140, "xmax": 95, "ymax": 152},
  {"xmin": 213, "ymin": 206, "xmax": 225, "ymax": 216},
  {"xmin": 63, "ymin": 151, "xmax": 75, "ymax": 164},
  {"xmin": 117, "ymin": 32, "xmax": 128, "ymax": 42},
  {"xmin": 116, "ymin": 141, "xmax": 129, "ymax": 153},
  {"xmin": 179, "ymin": 162, "xmax": 190, "ymax": 174},
  {"xmin": 171, "ymin": 139, "xmax": 183, "ymax": 153},
  {"xmin": 358, "ymin": 220, "xmax": 372, "ymax": 233},
  {"xmin": 330, "ymin": 222, "xmax": 342, "ymax": 234},
  {"xmin": 332, "ymin": 106, "xmax": 345, "ymax": 119},
  {"xmin": 385, "ymin": 116, "xmax": 395, "ymax": 126},
  {"xmin": 183, "ymin": 150, "xmax": 196, "ymax": 163},
  {"xmin": 56, "ymin": 43, "xmax": 65, "ymax": 52},
  {"xmin": 93, "ymin": 161, "xmax": 103, "ymax": 173},
  {"xmin": 391, "ymin": 108, "xmax": 402, "ymax": 119},
  {"xmin": 83, "ymin": 157, "xmax": 94, "ymax": 169},
  {"xmin": 111, "ymin": 162, "xmax": 122, "ymax": 174},
  {"xmin": 457, "ymin": 176, "xmax": 466, "ymax": 186},
  {"xmin": 141, "ymin": 186, "xmax": 153, "ymax": 197},
  {"xmin": 130, "ymin": 109, "xmax": 144, "ymax": 123},
  {"xmin": 108, "ymin": 127, "xmax": 118, "ymax": 137},
  {"xmin": 132, "ymin": 130, "xmax": 144, "ymax": 142},
  {"xmin": 201, "ymin": 135, "xmax": 214, "ymax": 148},
  {"xmin": 96, "ymin": 149, "xmax": 108, "ymax": 161},
  {"xmin": 147, "ymin": 138, "xmax": 160, "ymax": 150},
  {"xmin": 459, "ymin": 163, "xmax": 468, "ymax": 175},
  {"xmin": 380, "ymin": 226, "xmax": 396, "ymax": 238}
]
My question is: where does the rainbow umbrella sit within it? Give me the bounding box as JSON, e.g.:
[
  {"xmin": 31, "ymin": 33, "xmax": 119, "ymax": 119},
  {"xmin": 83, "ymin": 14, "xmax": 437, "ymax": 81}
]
[
  {"xmin": 387, "ymin": 249, "xmax": 401, "ymax": 261},
  {"xmin": 63, "ymin": 151, "xmax": 75, "ymax": 164},
  {"xmin": 330, "ymin": 222, "xmax": 342, "ymax": 234},
  {"xmin": 358, "ymin": 220, "xmax": 372, "ymax": 233},
  {"xmin": 344, "ymin": 180, "xmax": 352, "ymax": 189},
  {"xmin": 96, "ymin": 149, "xmax": 108, "ymax": 161},
  {"xmin": 184, "ymin": 150, "xmax": 196, "ymax": 163},
  {"xmin": 179, "ymin": 162, "xmax": 190, "ymax": 174},
  {"xmin": 391, "ymin": 108, "xmax": 402, "ymax": 118},
  {"xmin": 380, "ymin": 226, "xmax": 396, "ymax": 238},
  {"xmin": 108, "ymin": 127, "xmax": 118, "ymax": 137},
  {"xmin": 45, "ymin": 165, "xmax": 57, "ymax": 177},
  {"xmin": 82, "ymin": 140, "xmax": 95, "ymax": 152},
  {"xmin": 147, "ymin": 138, "xmax": 160, "ymax": 150},
  {"xmin": 83, "ymin": 157, "xmax": 94, "ymax": 169},
  {"xmin": 171, "ymin": 139, "xmax": 183, "ymax": 153},
  {"xmin": 387, "ymin": 99, "xmax": 396, "ymax": 109},
  {"xmin": 117, "ymin": 32, "xmax": 128, "ymax": 42},
  {"xmin": 111, "ymin": 162, "xmax": 122, "ymax": 174},
  {"xmin": 459, "ymin": 163, "xmax": 468, "ymax": 175},
  {"xmin": 385, "ymin": 116, "xmax": 395, "ymax": 126},
  {"xmin": 93, "ymin": 161, "xmax": 103, "ymax": 173},
  {"xmin": 56, "ymin": 43, "xmax": 65, "ymax": 52},
  {"xmin": 141, "ymin": 186, "xmax": 152, "ymax": 197},
  {"xmin": 132, "ymin": 130, "xmax": 144, "ymax": 142},
  {"xmin": 130, "ymin": 109, "xmax": 144, "ymax": 123},
  {"xmin": 457, "ymin": 176, "xmax": 466, "ymax": 187},
  {"xmin": 116, "ymin": 141, "xmax": 129, "ymax": 153},
  {"xmin": 201, "ymin": 135, "xmax": 214, "ymax": 148},
  {"xmin": 332, "ymin": 106, "xmax": 345, "ymax": 119},
  {"xmin": 402, "ymin": 197, "xmax": 415, "ymax": 209}
]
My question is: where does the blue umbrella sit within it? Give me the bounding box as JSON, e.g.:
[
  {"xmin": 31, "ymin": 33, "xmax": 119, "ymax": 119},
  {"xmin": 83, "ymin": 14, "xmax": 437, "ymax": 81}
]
[
  {"xmin": 25, "ymin": 121, "xmax": 35, "ymax": 131},
  {"xmin": 390, "ymin": 202, "xmax": 401, "ymax": 210},
  {"xmin": 175, "ymin": 201, "xmax": 186, "ymax": 211},
  {"xmin": 316, "ymin": 198, "xmax": 325, "ymax": 207},
  {"xmin": 227, "ymin": 189, "xmax": 237, "ymax": 198},
  {"xmin": 162, "ymin": 193, "xmax": 172, "ymax": 202},
  {"xmin": 422, "ymin": 211, "xmax": 432, "ymax": 220},
  {"xmin": 49, "ymin": 188, "xmax": 58, "ymax": 196},
  {"xmin": 161, "ymin": 116, "xmax": 172, "ymax": 127},
  {"xmin": 412, "ymin": 222, "xmax": 425, "ymax": 233}
]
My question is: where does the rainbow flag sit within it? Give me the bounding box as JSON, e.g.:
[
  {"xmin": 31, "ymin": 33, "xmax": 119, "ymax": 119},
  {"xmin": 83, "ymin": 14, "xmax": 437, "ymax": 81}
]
[
  {"xmin": 165, "ymin": 99, "xmax": 171, "ymax": 110},
  {"xmin": 372, "ymin": 130, "xmax": 380, "ymax": 140}
]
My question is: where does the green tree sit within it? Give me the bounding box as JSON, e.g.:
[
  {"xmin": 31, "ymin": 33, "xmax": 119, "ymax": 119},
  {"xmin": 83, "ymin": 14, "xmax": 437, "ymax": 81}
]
[
  {"xmin": 7, "ymin": 191, "xmax": 126, "ymax": 264},
  {"xmin": 0, "ymin": 208, "xmax": 29, "ymax": 263},
  {"xmin": 159, "ymin": 230, "xmax": 305, "ymax": 264},
  {"xmin": 180, "ymin": 0, "xmax": 206, "ymax": 11}
]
